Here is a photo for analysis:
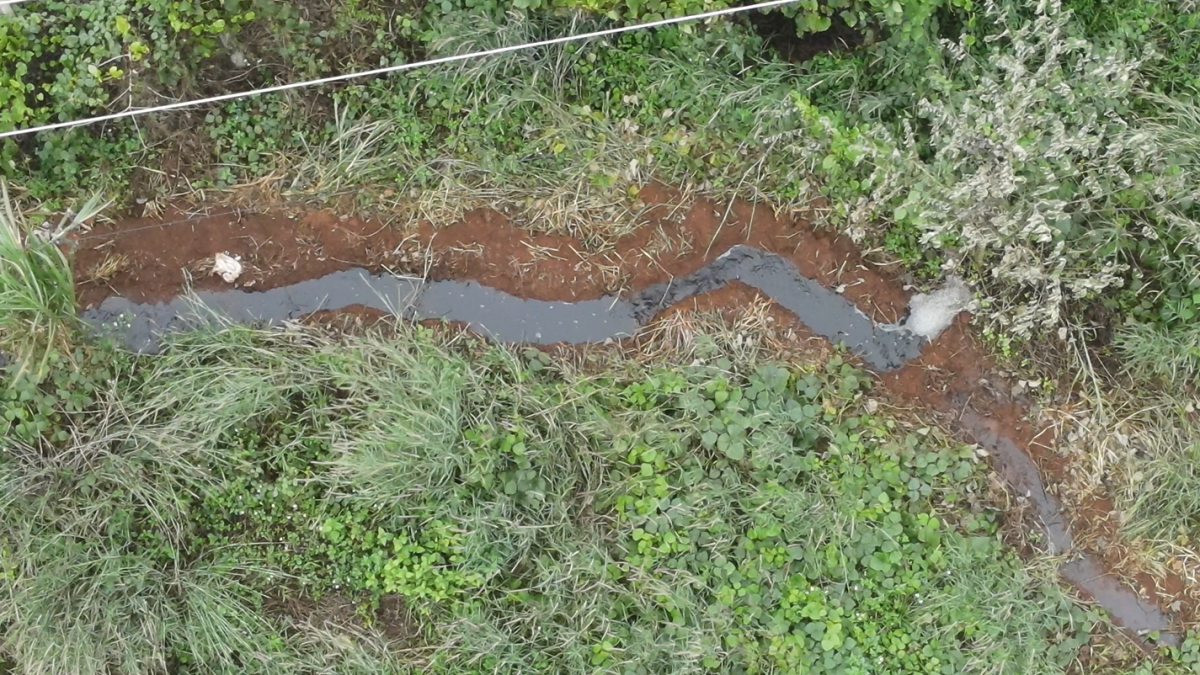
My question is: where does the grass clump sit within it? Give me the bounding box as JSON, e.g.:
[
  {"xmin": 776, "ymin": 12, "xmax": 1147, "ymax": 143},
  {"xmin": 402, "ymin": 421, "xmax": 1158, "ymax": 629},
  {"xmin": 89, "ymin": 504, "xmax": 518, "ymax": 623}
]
[
  {"xmin": 0, "ymin": 351, "xmax": 279, "ymax": 674},
  {"xmin": 1081, "ymin": 392, "xmax": 1200, "ymax": 565},
  {"xmin": 1112, "ymin": 321, "xmax": 1200, "ymax": 393},
  {"xmin": 0, "ymin": 184, "xmax": 102, "ymax": 376},
  {"xmin": 2, "ymin": 321, "xmax": 1130, "ymax": 674},
  {"xmin": 0, "ymin": 328, "xmax": 413, "ymax": 675}
]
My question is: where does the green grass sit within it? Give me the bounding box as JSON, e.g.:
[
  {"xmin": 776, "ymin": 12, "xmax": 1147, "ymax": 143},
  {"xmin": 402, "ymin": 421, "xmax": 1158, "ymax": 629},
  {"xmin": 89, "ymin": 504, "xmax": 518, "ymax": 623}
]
[
  {"xmin": 2, "ymin": 318, "xmax": 1182, "ymax": 674},
  {"xmin": 0, "ymin": 0, "xmax": 872, "ymax": 202},
  {"xmin": 1113, "ymin": 321, "xmax": 1200, "ymax": 393},
  {"xmin": 0, "ymin": 337, "xmax": 279, "ymax": 674},
  {"xmin": 1124, "ymin": 432, "xmax": 1200, "ymax": 549},
  {"xmin": 0, "ymin": 184, "xmax": 103, "ymax": 376},
  {"xmin": 1065, "ymin": 0, "xmax": 1200, "ymax": 96}
]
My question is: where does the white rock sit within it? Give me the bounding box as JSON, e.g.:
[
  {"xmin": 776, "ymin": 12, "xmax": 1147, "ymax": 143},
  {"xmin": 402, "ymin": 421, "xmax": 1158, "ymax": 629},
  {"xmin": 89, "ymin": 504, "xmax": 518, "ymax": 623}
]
[
  {"xmin": 906, "ymin": 276, "xmax": 972, "ymax": 341},
  {"xmin": 213, "ymin": 252, "xmax": 243, "ymax": 284}
]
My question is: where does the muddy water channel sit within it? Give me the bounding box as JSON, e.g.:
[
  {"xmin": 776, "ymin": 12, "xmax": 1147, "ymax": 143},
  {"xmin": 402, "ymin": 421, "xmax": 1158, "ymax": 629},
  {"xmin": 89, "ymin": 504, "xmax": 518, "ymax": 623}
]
[
  {"xmin": 80, "ymin": 245, "xmax": 1179, "ymax": 646},
  {"xmin": 82, "ymin": 246, "xmax": 924, "ymax": 369},
  {"xmin": 957, "ymin": 409, "xmax": 1178, "ymax": 646}
]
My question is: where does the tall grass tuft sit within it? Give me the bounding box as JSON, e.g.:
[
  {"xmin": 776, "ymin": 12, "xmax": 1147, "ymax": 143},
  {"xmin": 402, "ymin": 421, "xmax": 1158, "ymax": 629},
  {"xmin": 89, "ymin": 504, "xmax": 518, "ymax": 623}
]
[
  {"xmin": 0, "ymin": 322, "xmax": 377, "ymax": 675},
  {"xmin": 0, "ymin": 540, "xmax": 284, "ymax": 675},
  {"xmin": 1114, "ymin": 321, "xmax": 1200, "ymax": 391},
  {"xmin": 321, "ymin": 333, "xmax": 472, "ymax": 504},
  {"xmin": 0, "ymin": 182, "xmax": 103, "ymax": 376}
]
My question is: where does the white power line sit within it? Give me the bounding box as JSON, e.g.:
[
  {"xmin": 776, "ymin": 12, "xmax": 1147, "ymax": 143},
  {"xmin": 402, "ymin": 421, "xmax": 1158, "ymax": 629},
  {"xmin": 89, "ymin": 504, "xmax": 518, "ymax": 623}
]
[{"xmin": 0, "ymin": 0, "xmax": 797, "ymax": 140}]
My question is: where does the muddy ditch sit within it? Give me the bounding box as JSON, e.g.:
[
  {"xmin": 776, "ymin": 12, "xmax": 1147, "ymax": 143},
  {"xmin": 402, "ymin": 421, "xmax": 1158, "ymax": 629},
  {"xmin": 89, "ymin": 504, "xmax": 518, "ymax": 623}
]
[
  {"xmin": 69, "ymin": 188, "xmax": 1184, "ymax": 647},
  {"xmin": 83, "ymin": 247, "xmax": 925, "ymax": 370}
]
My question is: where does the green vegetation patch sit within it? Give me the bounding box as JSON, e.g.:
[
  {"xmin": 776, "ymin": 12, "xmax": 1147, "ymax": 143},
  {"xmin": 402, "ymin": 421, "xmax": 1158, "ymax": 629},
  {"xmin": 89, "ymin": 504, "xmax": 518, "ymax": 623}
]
[{"xmin": 0, "ymin": 322, "xmax": 1151, "ymax": 674}]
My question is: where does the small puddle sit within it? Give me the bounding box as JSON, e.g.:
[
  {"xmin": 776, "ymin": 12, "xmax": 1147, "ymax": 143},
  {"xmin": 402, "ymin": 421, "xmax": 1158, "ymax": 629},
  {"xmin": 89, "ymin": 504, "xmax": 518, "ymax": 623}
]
[
  {"xmin": 77, "ymin": 245, "xmax": 1179, "ymax": 644},
  {"xmin": 81, "ymin": 246, "xmax": 924, "ymax": 370}
]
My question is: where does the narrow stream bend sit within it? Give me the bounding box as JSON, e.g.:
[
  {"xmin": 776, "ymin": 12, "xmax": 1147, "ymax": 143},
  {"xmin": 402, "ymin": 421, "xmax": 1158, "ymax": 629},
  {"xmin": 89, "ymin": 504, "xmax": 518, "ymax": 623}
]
[{"xmin": 956, "ymin": 407, "xmax": 1179, "ymax": 647}]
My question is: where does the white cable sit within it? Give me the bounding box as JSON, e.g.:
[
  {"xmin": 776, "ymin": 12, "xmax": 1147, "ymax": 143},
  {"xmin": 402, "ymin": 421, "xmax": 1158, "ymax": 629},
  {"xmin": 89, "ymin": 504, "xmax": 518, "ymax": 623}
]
[{"xmin": 0, "ymin": 0, "xmax": 797, "ymax": 140}]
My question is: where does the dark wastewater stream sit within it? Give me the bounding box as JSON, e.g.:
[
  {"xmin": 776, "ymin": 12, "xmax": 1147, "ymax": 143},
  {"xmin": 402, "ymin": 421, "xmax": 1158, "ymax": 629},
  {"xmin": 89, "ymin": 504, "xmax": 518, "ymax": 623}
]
[
  {"xmin": 83, "ymin": 246, "xmax": 924, "ymax": 369},
  {"xmin": 79, "ymin": 245, "xmax": 1179, "ymax": 645}
]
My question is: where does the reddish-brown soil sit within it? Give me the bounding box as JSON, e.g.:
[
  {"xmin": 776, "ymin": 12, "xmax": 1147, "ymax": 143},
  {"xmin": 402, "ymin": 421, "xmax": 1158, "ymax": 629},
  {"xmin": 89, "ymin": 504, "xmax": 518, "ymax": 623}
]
[
  {"xmin": 73, "ymin": 209, "xmax": 415, "ymax": 308},
  {"xmin": 68, "ymin": 184, "xmax": 1193, "ymax": 637},
  {"xmin": 73, "ymin": 185, "xmax": 908, "ymax": 322},
  {"xmin": 653, "ymin": 281, "xmax": 816, "ymax": 330},
  {"xmin": 303, "ymin": 304, "xmax": 392, "ymax": 331}
]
